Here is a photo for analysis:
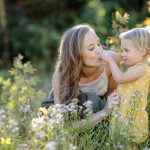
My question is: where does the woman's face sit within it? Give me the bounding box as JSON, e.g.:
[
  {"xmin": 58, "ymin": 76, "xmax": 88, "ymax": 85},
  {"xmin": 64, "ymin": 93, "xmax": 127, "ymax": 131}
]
[{"xmin": 82, "ymin": 29, "xmax": 103, "ymax": 67}]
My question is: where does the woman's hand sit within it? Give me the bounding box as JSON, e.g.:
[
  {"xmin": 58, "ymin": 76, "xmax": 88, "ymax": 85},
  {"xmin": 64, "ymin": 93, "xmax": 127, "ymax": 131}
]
[
  {"xmin": 73, "ymin": 90, "xmax": 120, "ymax": 127},
  {"xmin": 104, "ymin": 90, "xmax": 120, "ymax": 116}
]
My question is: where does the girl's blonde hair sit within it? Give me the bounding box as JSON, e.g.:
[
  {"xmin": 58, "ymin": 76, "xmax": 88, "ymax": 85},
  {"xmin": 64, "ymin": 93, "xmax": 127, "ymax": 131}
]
[
  {"xmin": 56, "ymin": 24, "xmax": 94, "ymax": 104},
  {"xmin": 119, "ymin": 27, "xmax": 150, "ymax": 55}
]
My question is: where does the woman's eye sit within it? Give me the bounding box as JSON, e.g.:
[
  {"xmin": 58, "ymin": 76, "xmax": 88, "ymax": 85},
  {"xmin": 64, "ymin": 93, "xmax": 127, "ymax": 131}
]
[
  {"xmin": 89, "ymin": 46, "xmax": 94, "ymax": 51},
  {"xmin": 89, "ymin": 48, "xmax": 94, "ymax": 51}
]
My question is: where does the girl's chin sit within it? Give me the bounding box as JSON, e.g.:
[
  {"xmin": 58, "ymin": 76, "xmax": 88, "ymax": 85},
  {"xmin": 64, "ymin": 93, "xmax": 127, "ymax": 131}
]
[{"xmin": 124, "ymin": 62, "xmax": 132, "ymax": 66}]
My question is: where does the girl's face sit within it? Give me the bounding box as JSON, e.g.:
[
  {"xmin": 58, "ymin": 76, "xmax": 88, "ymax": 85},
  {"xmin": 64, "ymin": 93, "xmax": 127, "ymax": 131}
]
[
  {"xmin": 121, "ymin": 39, "xmax": 144, "ymax": 66},
  {"xmin": 82, "ymin": 30, "xmax": 103, "ymax": 67}
]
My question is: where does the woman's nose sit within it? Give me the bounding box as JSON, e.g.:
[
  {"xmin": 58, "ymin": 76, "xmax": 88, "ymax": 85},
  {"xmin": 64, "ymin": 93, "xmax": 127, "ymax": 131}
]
[{"xmin": 96, "ymin": 45, "xmax": 103, "ymax": 54}]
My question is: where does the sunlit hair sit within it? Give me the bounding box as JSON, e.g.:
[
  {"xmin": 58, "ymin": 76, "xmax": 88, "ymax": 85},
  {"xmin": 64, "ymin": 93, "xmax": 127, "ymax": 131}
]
[
  {"xmin": 119, "ymin": 27, "xmax": 150, "ymax": 55},
  {"xmin": 56, "ymin": 24, "xmax": 94, "ymax": 104}
]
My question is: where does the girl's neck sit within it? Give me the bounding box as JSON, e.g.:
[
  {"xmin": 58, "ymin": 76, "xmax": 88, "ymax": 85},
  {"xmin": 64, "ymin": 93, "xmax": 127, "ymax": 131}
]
[{"xmin": 139, "ymin": 56, "xmax": 148, "ymax": 64}]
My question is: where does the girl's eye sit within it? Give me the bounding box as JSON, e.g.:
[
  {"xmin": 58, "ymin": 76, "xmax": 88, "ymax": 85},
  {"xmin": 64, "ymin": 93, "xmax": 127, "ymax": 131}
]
[
  {"xmin": 98, "ymin": 43, "xmax": 101, "ymax": 47},
  {"xmin": 124, "ymin": 49, "xmax": 129, "ymax": 52}
]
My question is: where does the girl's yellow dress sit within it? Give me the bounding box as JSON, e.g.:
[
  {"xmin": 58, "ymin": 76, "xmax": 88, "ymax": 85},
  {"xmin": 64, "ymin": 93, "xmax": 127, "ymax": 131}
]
[{"xmin": 113, "ymin": 64, "xmax": 150, "ymax": 143}]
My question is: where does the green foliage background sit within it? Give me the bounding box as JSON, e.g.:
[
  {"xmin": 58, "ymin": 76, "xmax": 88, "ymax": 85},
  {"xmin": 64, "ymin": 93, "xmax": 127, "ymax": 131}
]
[
  {"xmin": 0, "ymin": 1, "xmax": 150, "ymax": 148},
  {"xmin": 0, "ymin": 0, "xmax": 149, "ymax": 70}
]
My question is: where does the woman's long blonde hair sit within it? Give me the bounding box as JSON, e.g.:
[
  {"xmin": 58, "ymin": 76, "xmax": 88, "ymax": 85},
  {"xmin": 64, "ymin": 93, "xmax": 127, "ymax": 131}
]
[{"xmin": 56, "ymin": 24, "xmax": 93, "ymax": 104}]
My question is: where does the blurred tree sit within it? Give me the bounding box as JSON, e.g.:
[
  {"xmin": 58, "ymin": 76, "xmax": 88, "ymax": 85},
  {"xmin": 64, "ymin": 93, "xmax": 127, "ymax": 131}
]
[
  {"xmin": 0, "ymin": 0, "xmax": 10, "ymax": 68},
  {"xmin": 0, "ymin": 0, "xmax": 149, "ymax": 70}
]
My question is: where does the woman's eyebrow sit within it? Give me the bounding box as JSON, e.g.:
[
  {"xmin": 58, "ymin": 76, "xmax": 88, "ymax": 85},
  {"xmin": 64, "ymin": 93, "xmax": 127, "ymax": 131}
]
[
  {"xmin": 88, "ymin": 43, "xmax": 94, "ymax": 47},
  {"xmin": 87, "ymin": 39, "xmax": 100, "ymax": 47},
  {"xmin": 97, "ymin": 38, "xmax": 100, "ymax": 42}
]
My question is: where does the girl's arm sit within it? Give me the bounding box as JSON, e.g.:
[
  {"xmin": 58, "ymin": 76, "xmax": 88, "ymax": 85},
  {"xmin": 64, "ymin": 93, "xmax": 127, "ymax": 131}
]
[
  {"xmin": 102, "ymin": 53, "xmax": 146, "ymax": 84},
  {"xmin": 104, "ymin": 51, "xmax": 121, "ymax": 96},
  {"xmin": 52, "ymin": 69, "xmax": 61, "ymax": 104}
]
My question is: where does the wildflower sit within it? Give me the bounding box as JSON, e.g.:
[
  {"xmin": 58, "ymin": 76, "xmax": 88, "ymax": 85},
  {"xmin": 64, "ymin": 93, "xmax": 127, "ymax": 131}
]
[
  {"xmin": 31, "ymin": 117, "xmax": 45, "ymax": 132},
  {"xmin": 115, "ymin": 11, "xmax": 129, "ymax": 25},
  {"xmin": 11, "ymin": 127, "xmax": 19, "ymax": 133},
  {"xmin": 0, "ymin": 77, "xmax": 3, "ymax": 84},
  {"xmin": 7, "ymin": 102, "xmax": 15, "ymax": 110},
  {"xmin": 45, "ymin": 141, "xmax": 57, "ymax": 150},
  {"xmin": 17, "ymin": 143, "xmax": 28, "ymax": 150},
  {"xmin": 83, "ymin": 100, "xmax": 92, "ymax": 108},
  {"xmin": 10, "ymin": 85, "xmax": 17, "ymax": 93},
  {"xmin": 55, "ymin": 103, "xmax": 63, "ymax": 109},
  {"xmin": 69, "ymin": 143, "xmax": 77, "ymax": 150},
  {"xmin": 3, "ymin": 78, "xmax": 11, "ymax": 89},
  {"xmin": 144, "ymin": 18, "xmax": 150, "ymax": 26},
  {"xmin": 59, "ymin": 137, "xmax": 66, "ymax": 142},
  {"xmin": 39, "ymin": 107, "xmax": 49, "ymax": 117},
  {"xmin": 116, "ymin": 142, "xmax": 124, "ymax": 149},
  {"xmin": 1, "ymin": 114, "xmax": 6, "ymax": 119},
  {"xmin": 36, "ymin": 131, "xmax": 45, "ymax": 139},
  {"xmin": 20, "ymin": 99, "xmax": 31, "ymax": 113},
  {"xmin": 65, "ymin": 103, "xmax": 76, "ymax": 112},
  {"xmin": 105, "ymin": 142, "xmax": 110, "ymax": 146},
  {"xmin": 21, "ymin": 85, "xmax": 27, "ymax": 92},
  {"xmin": 0, "ymin": 137, "xmax": 11, "ymax": 145},
  {"xmin": 0, "ymin": 121, "xmax": 5, "ymax": 128},
  {"xmin": 0, "ymin": 109, "xmax": 5, "ymax": 114},
  {"xmin": 20, "ymin": 105, "xmax": 31, "ymax": 113},
  {"xmin": 71, "ymin": 98, "xmax": 78, "ymax": 104},
  {"xmin": 113, "ymin": 114, "xmax": 119, "ymax": 118},
  {"xmin": 9, "ymin": 118, "xmax": 18, "ymax": 127},
  {"xmin": 143, "ymin": 148, "xmax": 150, "ymax": 150}
]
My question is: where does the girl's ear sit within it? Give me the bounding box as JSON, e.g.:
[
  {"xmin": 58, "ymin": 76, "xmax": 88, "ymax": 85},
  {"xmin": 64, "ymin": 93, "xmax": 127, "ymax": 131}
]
[{"xmin": 141, "ymin": 48, "xmax": 147, "ymax": 57}]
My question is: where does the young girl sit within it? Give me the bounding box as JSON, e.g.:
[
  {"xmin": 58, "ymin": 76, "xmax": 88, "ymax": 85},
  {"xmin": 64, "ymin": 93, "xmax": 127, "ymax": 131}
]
[{"xmin": 102, "ymin": 27, "xmax": 150, "ymax": 144}]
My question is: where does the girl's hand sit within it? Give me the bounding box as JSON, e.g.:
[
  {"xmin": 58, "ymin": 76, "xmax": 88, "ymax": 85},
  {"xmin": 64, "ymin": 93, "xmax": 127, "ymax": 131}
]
[
  {"xmin": 104, "ymin": 90, "xmax": 120, "ymax": 115},
  {"xmin": 101, "ymin": 52, "xmax": 113, "ymax": 63}
]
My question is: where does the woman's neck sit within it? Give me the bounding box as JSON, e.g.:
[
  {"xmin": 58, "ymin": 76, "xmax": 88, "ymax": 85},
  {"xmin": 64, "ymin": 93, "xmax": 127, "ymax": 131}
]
[{"xmin": 80, "ymin": 66, "xmax": 102, "ymax": 83}]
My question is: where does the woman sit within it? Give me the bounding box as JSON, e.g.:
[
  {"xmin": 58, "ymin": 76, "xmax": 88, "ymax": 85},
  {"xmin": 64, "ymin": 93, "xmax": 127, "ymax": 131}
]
[{"xmin": 42, "ymin": 24, "xmax": 121, "ymax": 125}]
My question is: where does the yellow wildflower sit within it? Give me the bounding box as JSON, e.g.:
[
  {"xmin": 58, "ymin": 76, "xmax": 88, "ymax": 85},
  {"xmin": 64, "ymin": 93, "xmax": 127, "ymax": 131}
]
[
  {"xmin": 0, "ymin": 77, "xmax": 3, "ymax": 84},
  {"xmin": 21, "ymin": 85, "xmax": 27, "ymax": 92},
  {"xmin": 10, "ymin": 85, "xmax": 17, "ymax": 93},
  {"xmin": 5, "ymin": 138, "xmax": 11, "ymax": 144},
  {"xmin": 0, "ymin": 137, "xmax": 11, "ymax": 145},
  {"xmin": 3, "ymin": 78, "xmax": 11, "ymax": 89},
  {"xmin": 7, "ymin": 101, "xmax": 15, "ymax": 110},
  {"xmin": 19, "ymin": 96, "xmax": 25, "ymax": 102},
  {"xmin": 144, "ymin": 17, "xmax": 150, "ymax": 26},
  {"xmin": 39, "ymin": 107, "xmax": 49, "ymax": 117}
]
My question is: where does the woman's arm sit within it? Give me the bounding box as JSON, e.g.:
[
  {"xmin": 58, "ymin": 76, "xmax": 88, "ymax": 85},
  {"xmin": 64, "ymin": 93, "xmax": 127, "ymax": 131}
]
[
  {"xmin": 52, "ymin": 69, "xmax": 61, "ymax": 104},
  {"xmin": 74, "ymin": 91, "xmax": 120, "ymax": 127}
]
